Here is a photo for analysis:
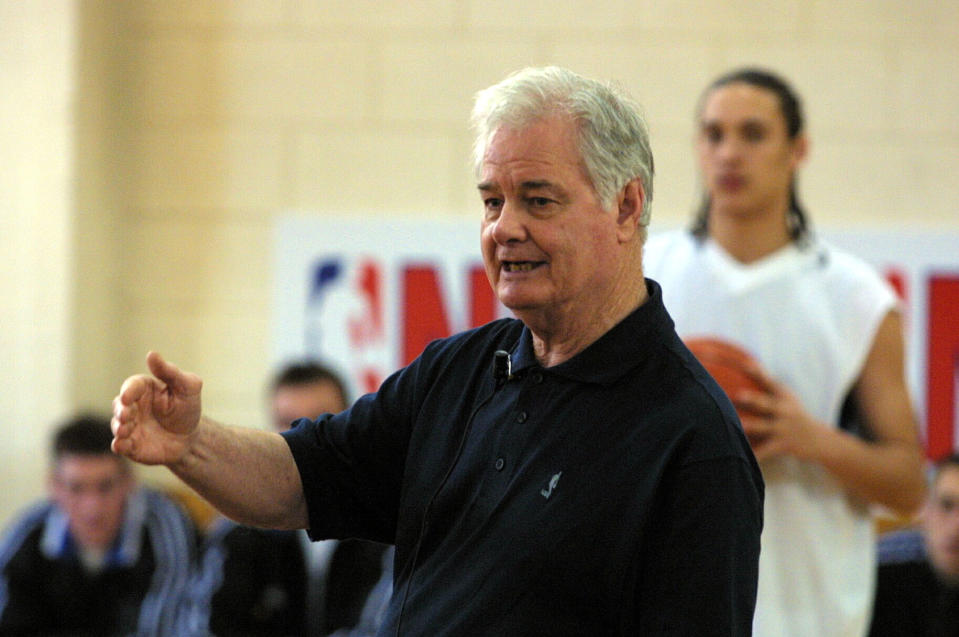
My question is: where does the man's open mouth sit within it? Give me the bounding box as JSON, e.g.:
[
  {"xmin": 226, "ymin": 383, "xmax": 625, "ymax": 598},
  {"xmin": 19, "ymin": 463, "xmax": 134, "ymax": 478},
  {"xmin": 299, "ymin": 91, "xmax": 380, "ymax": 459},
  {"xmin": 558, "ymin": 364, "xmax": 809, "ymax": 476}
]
[{"xmin": 503, "ymin": 261, "xmax": 541, "ymax": 272}]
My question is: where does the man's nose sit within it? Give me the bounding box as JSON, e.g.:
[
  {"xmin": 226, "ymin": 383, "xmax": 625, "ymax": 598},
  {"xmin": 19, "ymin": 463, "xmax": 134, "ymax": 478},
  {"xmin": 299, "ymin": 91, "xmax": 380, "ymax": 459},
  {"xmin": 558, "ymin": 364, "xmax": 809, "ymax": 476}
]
[{"xmin": 491, "ymin": 200, "xmax": 527, "ymax": 244}]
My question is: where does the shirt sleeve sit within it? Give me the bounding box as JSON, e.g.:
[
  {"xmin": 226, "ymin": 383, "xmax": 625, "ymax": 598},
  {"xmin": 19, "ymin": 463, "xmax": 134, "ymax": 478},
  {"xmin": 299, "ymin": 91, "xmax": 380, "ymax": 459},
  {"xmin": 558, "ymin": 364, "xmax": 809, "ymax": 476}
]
[
  {"xmin": 633, "ymin": 456, "xmax": 763, "ymax": 636},
  {"xmin": 281, "ymin": 341, "xmax": 439, "ymax": 544}
]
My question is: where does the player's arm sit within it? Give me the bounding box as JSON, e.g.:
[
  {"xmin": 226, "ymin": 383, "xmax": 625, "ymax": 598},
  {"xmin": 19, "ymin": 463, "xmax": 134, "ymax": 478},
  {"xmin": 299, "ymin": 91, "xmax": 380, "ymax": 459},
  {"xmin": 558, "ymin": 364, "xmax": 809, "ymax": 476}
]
[
  {"xmin": 811, "ymin": 310, "xmax": 925, "ymax": 514},
  {"xmin": 741, "ymin": 311, "xmax": 925, "ymax": 515},
  {"xmin": 635, "ymin": 456, "xmax": 762, "ymax": 634}
]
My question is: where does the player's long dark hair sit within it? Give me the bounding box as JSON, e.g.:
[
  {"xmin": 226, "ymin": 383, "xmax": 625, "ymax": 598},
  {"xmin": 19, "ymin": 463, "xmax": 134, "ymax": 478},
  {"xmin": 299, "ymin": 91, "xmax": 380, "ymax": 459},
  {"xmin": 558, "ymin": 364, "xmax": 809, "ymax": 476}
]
[{"xmin": 691, "ymin": 68, "xmax": 811, "ymax": 244}]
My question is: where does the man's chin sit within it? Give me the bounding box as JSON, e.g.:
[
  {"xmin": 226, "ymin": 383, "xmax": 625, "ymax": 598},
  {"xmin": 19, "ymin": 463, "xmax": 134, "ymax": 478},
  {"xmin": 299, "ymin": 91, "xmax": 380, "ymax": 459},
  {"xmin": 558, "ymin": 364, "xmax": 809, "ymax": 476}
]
[
  {"xmin": 74, "ymin": 529, "xmax": 115, "ymax": 550},
  {"xmin": 496, "ymin": 287, "xmax": 546, "ymax": 311},
  {"xmin": 499, "ymin": 298, "xmax": 544, "ymax": 317}
]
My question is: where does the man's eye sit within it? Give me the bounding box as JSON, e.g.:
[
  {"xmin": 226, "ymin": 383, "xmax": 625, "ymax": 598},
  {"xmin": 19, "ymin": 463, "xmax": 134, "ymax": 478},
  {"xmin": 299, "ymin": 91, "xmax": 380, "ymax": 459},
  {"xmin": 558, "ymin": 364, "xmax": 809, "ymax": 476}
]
[
  {"xmin": 528, "ymin": 197, "xmax": 555, "ymax": 208},
  {"xmin": 743, "ymin": 125, "xmax": 765, "ymax": 142},
  {"xmin": 702, "ymin": 126, "xmax": 722, "ymax": 145},
  {"xmin": 484, "ymin": 197, "xmax": 503, "ymax": 210}
]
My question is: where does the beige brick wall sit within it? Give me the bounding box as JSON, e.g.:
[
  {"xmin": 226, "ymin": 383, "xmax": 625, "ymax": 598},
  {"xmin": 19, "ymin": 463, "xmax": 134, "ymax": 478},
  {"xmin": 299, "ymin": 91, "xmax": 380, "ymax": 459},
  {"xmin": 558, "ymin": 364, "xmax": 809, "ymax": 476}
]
[
  {"xmin": 2, "ymin": 0, "xmax": 957, "ymax": 525},
  {"xmin": 0, "ymin": 1, "xmax": 77, "ymax": 523}
]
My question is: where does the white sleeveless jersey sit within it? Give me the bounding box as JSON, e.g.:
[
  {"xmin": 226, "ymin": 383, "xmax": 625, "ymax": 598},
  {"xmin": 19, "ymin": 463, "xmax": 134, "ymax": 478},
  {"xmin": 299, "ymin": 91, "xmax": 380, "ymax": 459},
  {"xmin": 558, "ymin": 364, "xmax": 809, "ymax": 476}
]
[{"xmin": 644, "ymin": 230, "xmax": 898, "ymax": 637}]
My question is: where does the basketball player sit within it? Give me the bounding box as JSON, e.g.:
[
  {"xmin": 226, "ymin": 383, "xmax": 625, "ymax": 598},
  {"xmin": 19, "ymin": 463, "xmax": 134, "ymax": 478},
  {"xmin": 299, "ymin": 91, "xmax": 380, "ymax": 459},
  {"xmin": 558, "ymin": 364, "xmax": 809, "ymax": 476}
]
[{"xmin": 644, "ymin": 68, "xmax": 925, "ymax": 637}]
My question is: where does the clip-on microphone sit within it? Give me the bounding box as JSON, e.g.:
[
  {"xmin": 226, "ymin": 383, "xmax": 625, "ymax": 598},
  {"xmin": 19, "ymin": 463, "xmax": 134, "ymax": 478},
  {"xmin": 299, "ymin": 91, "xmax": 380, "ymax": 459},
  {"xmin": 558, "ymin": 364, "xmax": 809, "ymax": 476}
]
[{"xmin": 492, "ymin": 349, "xmax": 512, "ymax": 385}]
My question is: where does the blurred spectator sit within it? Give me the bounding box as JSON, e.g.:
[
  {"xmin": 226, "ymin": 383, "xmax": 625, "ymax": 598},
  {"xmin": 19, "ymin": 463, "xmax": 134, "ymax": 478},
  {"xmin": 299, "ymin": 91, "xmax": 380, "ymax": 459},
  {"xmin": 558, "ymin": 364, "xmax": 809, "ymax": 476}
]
[
  {"xmin": 0, "ymin": 413, "xmax": 197, "ymax": 635},
  {"xmin": 195, "ymin": 361, "xmax": 388, "ymax": 636},
  {"xmin": 329, "ymin": 546, "xmax": 394, "ymax": 637},
  {"xmin": 194, "ymin": 516, "xmax": 308, "ymax": 636},
  {"xmin": 870, "ymin": 454, "xmax": 959, "ymax": 636}
]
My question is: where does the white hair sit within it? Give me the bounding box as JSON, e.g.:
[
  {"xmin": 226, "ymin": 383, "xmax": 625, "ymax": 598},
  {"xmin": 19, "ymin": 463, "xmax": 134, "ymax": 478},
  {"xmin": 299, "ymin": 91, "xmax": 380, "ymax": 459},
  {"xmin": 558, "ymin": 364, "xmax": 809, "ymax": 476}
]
[{"xmin": 471, "ymin": 66, "xmax": 654, "ymax": 224}]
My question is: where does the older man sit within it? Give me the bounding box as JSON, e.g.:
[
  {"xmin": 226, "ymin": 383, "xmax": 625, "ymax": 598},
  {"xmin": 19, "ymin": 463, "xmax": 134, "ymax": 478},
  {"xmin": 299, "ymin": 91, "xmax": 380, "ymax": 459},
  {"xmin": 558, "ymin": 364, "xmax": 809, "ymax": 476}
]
[{"xmin": 111, "ymin": 66, "xmax": 763, "ymax": 635}]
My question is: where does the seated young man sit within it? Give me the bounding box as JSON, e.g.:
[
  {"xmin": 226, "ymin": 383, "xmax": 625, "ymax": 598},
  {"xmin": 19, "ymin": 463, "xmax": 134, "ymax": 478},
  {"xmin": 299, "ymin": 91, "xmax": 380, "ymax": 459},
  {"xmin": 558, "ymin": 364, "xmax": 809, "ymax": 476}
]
[
  {"xmin": 870, "ymin": 454, "xmax": 959, "ymax": 636},
  {"xmin": 0, "ymin": 413, "xmax": 198, "ymax": 635}
]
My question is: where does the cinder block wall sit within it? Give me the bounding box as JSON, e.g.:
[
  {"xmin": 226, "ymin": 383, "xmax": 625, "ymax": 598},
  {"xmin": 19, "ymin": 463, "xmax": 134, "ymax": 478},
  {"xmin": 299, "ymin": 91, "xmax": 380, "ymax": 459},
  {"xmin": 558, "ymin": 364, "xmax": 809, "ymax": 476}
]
[{"xmin": 3, "ymin": 0, "xmax": 957, "ymax": 526}]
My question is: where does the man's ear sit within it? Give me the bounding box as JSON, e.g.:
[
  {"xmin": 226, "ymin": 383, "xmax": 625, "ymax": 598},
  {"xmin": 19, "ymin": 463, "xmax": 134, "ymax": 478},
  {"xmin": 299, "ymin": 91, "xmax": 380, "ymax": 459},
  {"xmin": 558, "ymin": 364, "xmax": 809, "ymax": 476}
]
[
  {"xmin": 791, "ymin": 133, "xmax": 809, "ymax": 170},
  {"xmin": 616, "ymin": 178, "xmax": 646, "ymax": 241},
  {"xmin": 47, "ymin": 469, "xmax": 65, "ymax": 507}
]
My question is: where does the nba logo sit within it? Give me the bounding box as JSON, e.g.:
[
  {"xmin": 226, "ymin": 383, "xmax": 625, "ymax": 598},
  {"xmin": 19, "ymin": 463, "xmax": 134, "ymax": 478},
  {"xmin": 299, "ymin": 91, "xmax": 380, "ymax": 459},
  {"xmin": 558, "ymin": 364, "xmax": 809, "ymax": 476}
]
[
  {"xmin": 299, "ymin": 250, "xmax": 506, "ymax": 398},
  {"xmin": 304, "ymin": 256, "xmax": 388, "ymax": 395},
  {"xmin": 279, "ymin": 217, "xmax": 959, "ymax": 457}
]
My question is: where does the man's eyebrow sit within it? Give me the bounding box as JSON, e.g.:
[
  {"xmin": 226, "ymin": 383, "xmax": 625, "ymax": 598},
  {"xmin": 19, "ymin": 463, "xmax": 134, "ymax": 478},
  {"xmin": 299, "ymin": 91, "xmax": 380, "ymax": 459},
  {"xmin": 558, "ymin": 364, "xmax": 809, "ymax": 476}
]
[
  {"xmin": 520, "ymin": 180, "xmax": 558, "ymax": 191},
  {"xmin": 477, "ymin": 179, "xmax": 568, "ymax": 197},
  {"xmin": 700, "ymin": 116, "xmax": 768, "ymax": 129},
  {"xmin": 521, "ymin": 180, "xmax": 570, "ymax": 200}
]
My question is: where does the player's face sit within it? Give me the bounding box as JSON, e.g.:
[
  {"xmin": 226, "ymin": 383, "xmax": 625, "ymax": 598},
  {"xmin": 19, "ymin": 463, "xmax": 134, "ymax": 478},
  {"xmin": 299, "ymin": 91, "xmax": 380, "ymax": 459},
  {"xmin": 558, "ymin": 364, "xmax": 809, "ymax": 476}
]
[
  {"xmin": 479, "ymin": 115, "xmax": 628, "ymax": 326},
  {"xmin": 271, "ymin": 380, "xmax": 346, "ymax": 432},
  {"xmin": 925, "ymin": 466, "xmax": 959, "ymax": 581},
  {"xmin": 697, "ymin": 82, "xmax": 806, "ymax": 221},
  {"xmin": 50, "ymin": 454, "xmax": 133, "ymax": 551}
]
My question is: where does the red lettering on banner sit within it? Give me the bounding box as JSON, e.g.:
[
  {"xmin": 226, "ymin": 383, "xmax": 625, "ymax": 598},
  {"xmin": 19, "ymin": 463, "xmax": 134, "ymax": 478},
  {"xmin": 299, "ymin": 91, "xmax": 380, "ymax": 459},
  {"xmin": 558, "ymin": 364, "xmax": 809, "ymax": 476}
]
[
  {"xmin": 926, "ymin": 274, "xmax": 959, "ymax": 460},
  {"xmin": 883, "ymin": 266, "xmax": 912, "ymax": 334},
  {"xmin": 361, "ymin": 369, "xmax": 382, "ymax": 395},
  {"xmin": 884, "ymin": 268, "xmax": 908, "ymax": 302},
  {"xmin": 469, "ymin": 265, "xmax": 496, "ymax": 327},
  {"xmin": 402, "ymin": 265, "xmax": 452, "ymax": 366}
]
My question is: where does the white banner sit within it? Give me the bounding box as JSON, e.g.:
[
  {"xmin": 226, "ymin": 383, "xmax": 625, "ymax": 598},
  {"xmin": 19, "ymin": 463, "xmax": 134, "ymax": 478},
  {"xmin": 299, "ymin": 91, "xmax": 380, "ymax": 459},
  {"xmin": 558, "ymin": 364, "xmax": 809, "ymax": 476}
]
[{"xmin": 274, "ymin": 217, "xmax": 959, "ymax": 457}]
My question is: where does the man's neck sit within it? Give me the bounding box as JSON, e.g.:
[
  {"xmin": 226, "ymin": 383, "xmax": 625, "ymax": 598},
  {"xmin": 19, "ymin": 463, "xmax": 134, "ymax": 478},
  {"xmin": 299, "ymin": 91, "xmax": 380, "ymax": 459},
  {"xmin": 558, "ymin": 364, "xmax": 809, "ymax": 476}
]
[
  {"xmin": 78, "ymin": 544, "xmax": 109, "ymax": 573},
  {"xmin": 708, "ymin": 207, "xmax": 793, "ymax": 264},
  {"xmin": 524, "ymin": 275, "xmax": 648, "ymax": 368}
]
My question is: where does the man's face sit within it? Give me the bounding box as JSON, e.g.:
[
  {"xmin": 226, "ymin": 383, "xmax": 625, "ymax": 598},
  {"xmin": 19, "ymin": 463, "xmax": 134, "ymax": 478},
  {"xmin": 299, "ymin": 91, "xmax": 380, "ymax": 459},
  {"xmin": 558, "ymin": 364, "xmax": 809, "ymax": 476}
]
[
  {"xmin": 924, "ymin": 465, "xmax": 959, "ymax": 581},
  {"xmin": 271, "ymin": 380, "xmax": 346, "ymax": 432},
  {"xmin": 696, "ymin": 82, "xmax": 805, "ymax": 221},
  {"xmin": 478, "ymin": 115, "xmax": 627, "ymax": 325},
  {"xmin": 50, "ymin": 454, "xmax": 132, "ymax": 551}
]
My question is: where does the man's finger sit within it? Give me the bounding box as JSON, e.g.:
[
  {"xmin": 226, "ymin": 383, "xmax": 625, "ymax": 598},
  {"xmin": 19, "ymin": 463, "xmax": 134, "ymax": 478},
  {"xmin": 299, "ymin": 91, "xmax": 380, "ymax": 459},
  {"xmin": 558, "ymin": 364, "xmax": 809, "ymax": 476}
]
[
  {"xmin": 735, "ymin": 389, "xmax": 776, "ymax": 418},
  {"xmin": 741, "ymin": 415, "xmax": 774, "ymax": 438},
  {"xmin": 741, "ymin": 362, "xmax": 780, "ymax": 395},
  {"xmin": 118, "ymin": 375, "xmax": 150, "ymax": 409},
  {"xmin": 146, "ymin": 351, "xmax": 202, "ymax": 396},
  {"xmin": 146, "ymin": 351, "xmax": 176, "ymax": 384}
]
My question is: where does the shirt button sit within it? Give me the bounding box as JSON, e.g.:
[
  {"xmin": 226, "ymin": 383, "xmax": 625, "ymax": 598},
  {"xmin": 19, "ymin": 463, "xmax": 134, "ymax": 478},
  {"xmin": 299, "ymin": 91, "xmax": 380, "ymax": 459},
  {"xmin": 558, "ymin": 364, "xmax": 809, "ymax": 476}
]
[
  {"xmin": 531, "ymin": 371, "xmax": 543, "ymax": 384},
  {"xmin": 516, "ymin": 411, "xmax": 528, "ymax": 423},
  {"xmin": 495, "ymin": 458, "xmax": 505, "ymax": 471}
]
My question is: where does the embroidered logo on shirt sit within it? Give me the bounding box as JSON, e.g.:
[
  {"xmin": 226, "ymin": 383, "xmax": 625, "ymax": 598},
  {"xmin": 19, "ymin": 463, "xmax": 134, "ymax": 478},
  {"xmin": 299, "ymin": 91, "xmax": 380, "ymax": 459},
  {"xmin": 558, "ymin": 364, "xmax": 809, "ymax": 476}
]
[{"xmin": 541, "ymin": 472, "xmax": 562, "ymax": 499}]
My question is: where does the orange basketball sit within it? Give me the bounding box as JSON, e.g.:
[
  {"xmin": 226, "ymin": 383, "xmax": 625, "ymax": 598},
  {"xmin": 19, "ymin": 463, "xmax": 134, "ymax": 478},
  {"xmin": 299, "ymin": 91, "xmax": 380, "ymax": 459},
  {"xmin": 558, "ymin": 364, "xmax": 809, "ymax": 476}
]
[{"xmin": 684, "ymin": 336, "xmax": 763, "ymax": 418}]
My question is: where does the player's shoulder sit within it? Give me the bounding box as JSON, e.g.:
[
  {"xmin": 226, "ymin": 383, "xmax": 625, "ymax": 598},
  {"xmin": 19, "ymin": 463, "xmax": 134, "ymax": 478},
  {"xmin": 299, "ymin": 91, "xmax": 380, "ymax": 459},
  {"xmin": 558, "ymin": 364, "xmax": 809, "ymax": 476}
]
[
  {"xmin": 0, "ymin": 501, "xmax": 53, "ymax": 561},
  {"xmin": 807, "ymin": 238, "xmax": 893, "ymax": 299}
]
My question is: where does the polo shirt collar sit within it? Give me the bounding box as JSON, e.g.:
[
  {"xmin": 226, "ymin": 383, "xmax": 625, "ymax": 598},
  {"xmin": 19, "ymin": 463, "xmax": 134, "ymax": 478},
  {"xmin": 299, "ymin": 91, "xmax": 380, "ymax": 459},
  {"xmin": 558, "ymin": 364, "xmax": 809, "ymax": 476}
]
[{"xmin": 510, "ymin": 278, "xmax": 672, "ymax": 385}]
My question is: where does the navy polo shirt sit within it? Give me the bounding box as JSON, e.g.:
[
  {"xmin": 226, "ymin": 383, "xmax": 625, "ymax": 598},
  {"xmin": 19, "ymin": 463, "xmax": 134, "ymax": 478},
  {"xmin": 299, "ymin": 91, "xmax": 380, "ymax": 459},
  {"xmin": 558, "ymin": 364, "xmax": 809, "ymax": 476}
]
[{"xmin": 283, "ymin": 279, "xmax": 763, "ymax": 636}]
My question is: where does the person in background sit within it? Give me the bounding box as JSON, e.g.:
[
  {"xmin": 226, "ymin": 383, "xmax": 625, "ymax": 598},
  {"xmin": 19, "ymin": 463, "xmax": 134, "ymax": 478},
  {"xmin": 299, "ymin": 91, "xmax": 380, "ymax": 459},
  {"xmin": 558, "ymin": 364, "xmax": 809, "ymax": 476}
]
[
  {"xmin": 328, "ymin": 544, "xmax": 395, "ymax": 637},
  {"xmin": 195, "ymin": 361, "xmax": 387, "ymax": 636},
  {"xmin": 0, "ymin": 413, "xmax": 197, "ymax": 635},
  {"xmin": 193, "ymin": 504, "xmax": 308, "ymax": 636},
  {"xmin": 270, "ymin": 362, "xmax": 388, "ymax": 636},
  {"xmin": 869, "ymin": 454, "xmax": 959, "ymax": 636},
  {"xmin": 111, "ymin": 65, "xmax": 763, "ymax": 634},
  {"xmin": 643, "ymin": 67, "xmax": 925, "ymax": 636}
]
